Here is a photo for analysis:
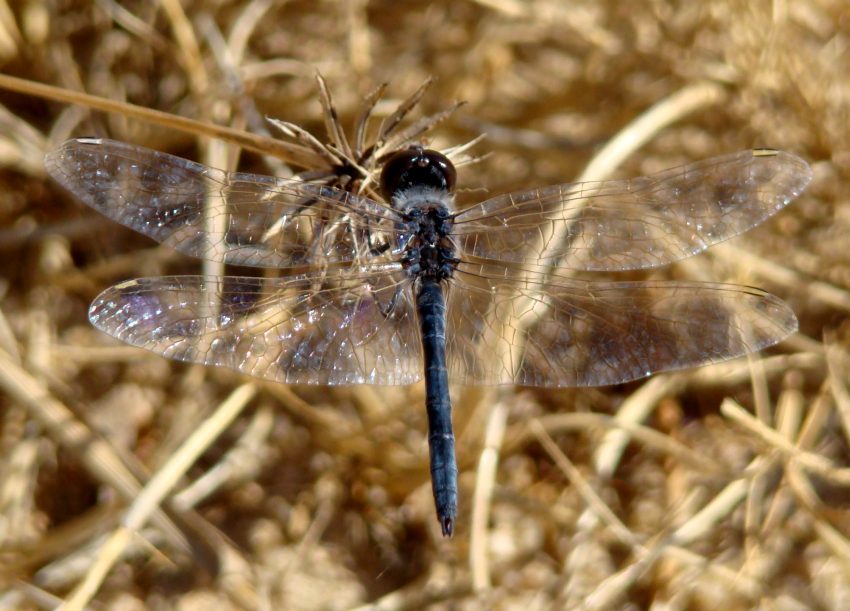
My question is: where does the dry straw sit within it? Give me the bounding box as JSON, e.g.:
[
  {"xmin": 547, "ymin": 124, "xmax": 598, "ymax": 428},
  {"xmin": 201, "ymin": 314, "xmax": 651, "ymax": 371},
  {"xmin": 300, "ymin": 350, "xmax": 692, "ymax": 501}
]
[{"xmin": 0, "ymin": 1, "xmax": 849, "ymax": 609}]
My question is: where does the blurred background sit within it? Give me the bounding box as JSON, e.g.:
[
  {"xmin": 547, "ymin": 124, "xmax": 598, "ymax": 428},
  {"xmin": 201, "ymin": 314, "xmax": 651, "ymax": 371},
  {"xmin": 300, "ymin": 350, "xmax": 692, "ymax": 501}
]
[{"xmin": 0, "ymin": 1, "xmax": 849, "ymax": 608}]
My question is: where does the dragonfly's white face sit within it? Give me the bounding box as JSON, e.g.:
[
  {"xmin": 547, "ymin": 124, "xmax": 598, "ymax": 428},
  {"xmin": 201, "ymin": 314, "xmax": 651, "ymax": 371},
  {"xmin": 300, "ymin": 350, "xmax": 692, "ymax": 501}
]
[{"xmin": 391, "ymin": 186, "xmax": 456, "ymax": 215}]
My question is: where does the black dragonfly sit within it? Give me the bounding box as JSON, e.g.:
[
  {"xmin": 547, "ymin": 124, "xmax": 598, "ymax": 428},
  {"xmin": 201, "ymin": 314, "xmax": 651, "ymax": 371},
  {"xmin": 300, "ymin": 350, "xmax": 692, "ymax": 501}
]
[{"xmin": 46, "ymin": 138, "xmax": 811, "ymax": 536}]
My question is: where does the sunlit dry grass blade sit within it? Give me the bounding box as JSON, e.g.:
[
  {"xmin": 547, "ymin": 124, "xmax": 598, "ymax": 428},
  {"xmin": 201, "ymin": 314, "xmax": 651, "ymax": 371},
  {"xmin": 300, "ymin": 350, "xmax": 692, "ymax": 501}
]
[
  {"xmin": 376, "ymin": 101, "xmax": 467, "ymax": 160},
  {"xmin": 0, "ymin": 349, "xmax": 190, "ymax": 549},
  {"xmin": 0, "ymin": 73, "xmax": 326, "ymax": 167},
  {"xmin": 375, "ymin": 77, "xmax": 434, "ymax": 150},
  {"xmin": 353, "ymin": 81, "xmax": 388, "ymax": 155},
  {"xmin": 469, "ymin": 397, "xmax": 507, "ymax": 591},
  {"xmin": 316, "ymin": 72, "xmax": 353, "ymax": 160},
  {"xmin": 0, "ymin": 103, "xmax": 49, "ymax": 175},
  {"xmin": 266, "ymin": 117, "xmax": 343, "ymax": 168},
  {"xmin": 62, "ymin": 384, "xmax": 257, "ymax": 611}
]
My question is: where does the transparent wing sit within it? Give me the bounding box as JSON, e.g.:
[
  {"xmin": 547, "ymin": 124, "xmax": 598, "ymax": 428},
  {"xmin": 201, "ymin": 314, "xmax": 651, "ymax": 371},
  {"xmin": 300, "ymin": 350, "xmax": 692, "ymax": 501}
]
[
  {"xmin": 445, "ymin": 265, "xmax": 797, "ymax": 386},
  {"xmin": 89, "ymin": 269, "xmax": 422, "ymax": 385},
  {"xmin": 452, "ymin": 149, "xmax": 811, "ymax": 271},
  {"xmin": 46, "ymin": 138, "xmax": 406, "ymax": 268}
]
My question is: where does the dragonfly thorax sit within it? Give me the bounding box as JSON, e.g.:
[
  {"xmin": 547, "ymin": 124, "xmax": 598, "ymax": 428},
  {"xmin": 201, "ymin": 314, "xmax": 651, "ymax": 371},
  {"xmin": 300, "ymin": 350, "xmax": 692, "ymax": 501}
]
[
  {"xmin": 381, "ymin": 147, "xmax": 459, "ymax": 281},
  {"xmin": 401, "ymin": 202, "xmax": 458, "ymax": 282}
]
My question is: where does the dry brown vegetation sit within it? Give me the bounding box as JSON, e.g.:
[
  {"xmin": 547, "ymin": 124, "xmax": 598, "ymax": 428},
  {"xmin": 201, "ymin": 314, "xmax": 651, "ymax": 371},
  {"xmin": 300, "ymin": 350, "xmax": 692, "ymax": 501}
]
[{"xmin": 1, "ymin": 1, "xmax": 849, "ymax": 609}]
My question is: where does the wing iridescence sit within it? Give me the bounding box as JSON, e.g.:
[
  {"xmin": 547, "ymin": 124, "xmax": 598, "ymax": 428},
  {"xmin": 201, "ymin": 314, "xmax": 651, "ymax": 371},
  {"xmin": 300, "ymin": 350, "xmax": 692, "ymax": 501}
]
[
  {"xmin": 88, "ymin": 270, "xmax": 422, "ymax": 385},
  {"xmin": 453, "ymin": 149, "xmax": 812, "ymax": 271},
  {"xmin": 45, "ymin": 138, "xmax": 406, "ymax": 269},
  {"xmin": 445, "ymin": 265, "xmax": 797, "ymax": 386},
  {"xmin": 49, "ymin": 138, "xmax": 808, "ymax": 388}
]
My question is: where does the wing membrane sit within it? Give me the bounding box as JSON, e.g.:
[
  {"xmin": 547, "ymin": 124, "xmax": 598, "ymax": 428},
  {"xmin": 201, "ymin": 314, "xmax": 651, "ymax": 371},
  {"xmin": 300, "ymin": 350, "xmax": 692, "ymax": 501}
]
[
  {"xmin": 46, "ymin": 138, "xmax": 405, "ymax": 268},
  {"xmin": 445, "ymin": 266, "xmax": 797, "ymax": 386},
  {"xmin": 453, "ymin": 149, "xmax": 811, "ymax": 271},
  {"xmin": 60, "ymin": 139, "xmax": 804, "ymax": 389},
  {"xmin": 89, "ymin": 270, "xmax": 422, "ymax": 385}
]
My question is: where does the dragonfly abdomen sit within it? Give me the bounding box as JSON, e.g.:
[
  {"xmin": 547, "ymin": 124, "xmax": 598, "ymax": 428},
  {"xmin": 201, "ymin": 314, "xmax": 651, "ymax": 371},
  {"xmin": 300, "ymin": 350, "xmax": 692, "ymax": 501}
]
[{"xmin": 416, "ymin": 277, "xmax": 457, "ymax": 537}]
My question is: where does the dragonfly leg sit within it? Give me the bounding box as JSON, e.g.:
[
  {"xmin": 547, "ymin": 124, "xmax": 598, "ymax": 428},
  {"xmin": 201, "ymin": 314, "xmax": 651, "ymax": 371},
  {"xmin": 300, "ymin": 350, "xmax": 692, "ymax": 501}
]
[{"xmin": 368, "ymin": 283, "xmax": 403, "ymax": 317}]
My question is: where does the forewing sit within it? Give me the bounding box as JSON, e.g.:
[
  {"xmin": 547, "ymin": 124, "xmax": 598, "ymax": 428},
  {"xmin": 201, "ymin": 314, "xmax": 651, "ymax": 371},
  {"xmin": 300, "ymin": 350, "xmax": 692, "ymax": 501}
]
[
  {"xmin": 445, "ymin": 267, "xmax": 797, "ymax": 386},
  {"xmin": 453, "ymin": 149, "xmax": 811, "ymax": 271},
  {"xmin": 89, "ymin": 270, "xmax": 422, "ymax": 385},
  {"xmin": 46, "ymin": 138, "xmax": 405, "ymax": 268}
]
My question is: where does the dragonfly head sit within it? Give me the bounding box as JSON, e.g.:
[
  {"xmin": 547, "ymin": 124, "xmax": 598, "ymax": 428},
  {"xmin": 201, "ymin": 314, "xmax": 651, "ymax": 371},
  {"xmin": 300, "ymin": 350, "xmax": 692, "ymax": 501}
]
[{"xmin": 380, "ymin": 146, "xmax": 457, "ymax": 205}]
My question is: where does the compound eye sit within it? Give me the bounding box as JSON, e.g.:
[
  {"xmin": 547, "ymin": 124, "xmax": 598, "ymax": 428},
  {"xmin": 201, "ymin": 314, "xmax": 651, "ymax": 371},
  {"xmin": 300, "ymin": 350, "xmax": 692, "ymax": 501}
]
[
  {"xmin": 380, "ymin": 147, "xmax": 457, "ymax": 201},
  {"xmin": 380, "ymin": 148, "xmax": 420, "ymax": 201},
  {"xmin": 430, "ymin": 151, "xmax": 457, "ymax": 192}
]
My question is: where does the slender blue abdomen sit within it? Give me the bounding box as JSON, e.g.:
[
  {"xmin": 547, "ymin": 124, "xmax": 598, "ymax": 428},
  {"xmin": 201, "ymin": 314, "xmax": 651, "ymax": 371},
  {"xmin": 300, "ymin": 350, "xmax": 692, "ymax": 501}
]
[{"xmin": 416, "ymin": 278, "xmax": 457, "ymax": 536}]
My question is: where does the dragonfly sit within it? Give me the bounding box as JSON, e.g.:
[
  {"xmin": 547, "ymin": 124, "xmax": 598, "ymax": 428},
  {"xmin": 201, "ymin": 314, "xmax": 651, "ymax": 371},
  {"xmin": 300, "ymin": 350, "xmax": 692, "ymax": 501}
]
[{"xmin": 45, "ymin": 138, "xmax": 811, "ymax": 536}]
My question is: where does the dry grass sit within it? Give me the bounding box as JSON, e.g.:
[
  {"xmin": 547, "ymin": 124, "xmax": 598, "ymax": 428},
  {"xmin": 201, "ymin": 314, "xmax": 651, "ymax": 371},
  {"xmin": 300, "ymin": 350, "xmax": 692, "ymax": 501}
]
[{"xmin": 0, "ymin": 0, "xmax": 849, "ymax": 609}]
